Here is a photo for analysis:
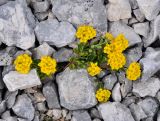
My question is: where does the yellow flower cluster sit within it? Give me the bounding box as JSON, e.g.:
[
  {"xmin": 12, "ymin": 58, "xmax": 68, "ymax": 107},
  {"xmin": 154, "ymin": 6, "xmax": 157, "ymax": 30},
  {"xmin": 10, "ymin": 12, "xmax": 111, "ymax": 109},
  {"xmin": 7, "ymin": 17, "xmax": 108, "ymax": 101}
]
[
  {"xmin": 107, "ymin": 52, "xmax": 126, "ymax": 70},
  {"xmin": 38, "ymin": 56, "xmax": 57, "ymax": 75},
  {"xmin": 126, "ymin": 62, "xmax": 141, "ymax": 81},
  {"xmin": 14, "ymin": 54, "xmax": 32, "ymax": 74},
  {"xmin": 76, "ymin": 25, "xmax": 96, "ymax": 43},
  {"xmin": 105, "ymin": 32, "xmax": 114, "ymax": 41},
  {"xmin": 96, "ymin": 88, "xmax": 111, "ymax": 103},
  {"xmin": 87, "ymin": 62, "xmax": 101, "ymax": 76},
  {"xmin": 104, "ymin": 34, "xmax": 129, "ymax": 54}
]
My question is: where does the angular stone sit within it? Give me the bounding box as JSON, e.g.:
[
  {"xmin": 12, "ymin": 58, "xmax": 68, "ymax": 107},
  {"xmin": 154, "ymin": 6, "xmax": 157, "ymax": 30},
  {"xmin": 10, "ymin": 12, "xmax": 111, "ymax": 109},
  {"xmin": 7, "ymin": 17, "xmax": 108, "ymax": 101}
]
[
  {"xmin": 5, "ymin": 91, "xmax": 18, "ymax": 109},
  {"xmin": 35, "ymin": 12, "xmax": 48, "ymax": 21},
  {"xmin": 140, "ymin": 47, "xmax": 160, "ymax": 81},
  {"xmin": 129, "ymin": 103, "xmax": 147, "ymax": 121},
  {"xmin": 133, "ymin": 22, "xmax": 149, "ymax": 38},
  {"xmin": 136, "ymin": 0, "xmax": 160, "ymax": 20},
  {"xmin": 32, "ymin": 42, "xmax": 55, "ymax": 59},
  {"xmin": 102, "ymin": 74, "xmax": 117, "ymax": 90},
  {"xmin": 90, "ymin": 108, "xmax": 102, "ymax": 119},
  {"xmin": 133, "ymin": 9, "xmax": 145, "ymax": 22},
  {"xmin": 0, "ymin": 101, "xmax": 6, "ymax": 115},
  {"xmin": 12, "ymin": 94, "xmax": 35, "ymax": 121},
  {"xmin": 157, "ymin": 111, "xmax": 160, "ymax": 121},
  {"xmin": 0, "ymin": 0, "xmax": 8, "ymax": 6},
  {"xmin": 107, "ymin": 0, "xmax": 131, "ymax": 21},
  {"xmin": 122, "ymin": 96, "xmax": 137, "ymax": 106},
  {"xmin": 0, "ymin": 0, "xmax": 36, "ymax": 50},
  {"xmin": 129, "ymin": 0, "xmax": 138, "ymax": 9},
  {"xmin": 35, "ymin": 19, "xmax": 76, "ymax": 47},
  {"xmin": 3, "ymin": 69, "xmax": 41, "ymax": 92},
  {"xmin": 109, "ymin": 21, "xmax": 142, "ymax": 46},
  {"xmin": 137, "ymin": 97, "xmax": 158, "ymax": 117},
  {"xmin": 43, "ymin": 82, "xmax": 60, "ymax": 109},
  {"xmin": 0, "ymin": 67, "xmax": 4, "ymax": 89},
  {"xmin": 53, "ymin": 48, "xmax": 73, "ymax": 62},
  {"xmin": 98, "ymin": 102, "xmax": 135, "ymax": 121},
  {"xmin": 133, "ymin": 77, "xmax": 160, "ymax": 97},
  {"xmin": 52, "ymin": 0, "xmax": 107, "ymax": 32},
  {"xmin": 36, "ymin": 102, "xmax": 47, "ymax": 112},
  {"xmin": 129, "ymin": 18, "xmax": 138, "ymax": 25},
  {"xmin": 72, "ymin": 110, "xmax": 91, "ymax": 121},
  {"xmin": 56, "ymin": 68, "xmax": 97, "ymax": 110},
  {"xmin": 52, "ymin": 109, "xmax": 62, "ymax": 120},
  {"xmin": 112, "ymin": 83, "xmax": 121, "ymax": 102},
  {"xmin": 31, "ymin": 0, "xmax": 49, "ymax": 13}
]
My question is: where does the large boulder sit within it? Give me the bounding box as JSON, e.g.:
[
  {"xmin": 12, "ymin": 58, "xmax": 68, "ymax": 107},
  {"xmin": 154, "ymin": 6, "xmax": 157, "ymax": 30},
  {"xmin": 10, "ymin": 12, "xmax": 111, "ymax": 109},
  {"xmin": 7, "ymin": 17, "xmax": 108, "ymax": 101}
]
[
  {"xmin": 56, "ymin": 68, "xmax": 97, "ymax": 110},
  {"xmin": 52, "ymin": 0, "xmax": 107, "ymax": 32},
  {"xmin": 35, "ymin": 19, "xmax": 76, "ymax": 48},
  {"xmin": 98, "ymin": 102, "xmax": 135, "ymax": 121},
  {"xmin": 3, "ymin": 69, "xmax": 41, "ymax": 92},
  {"xmin": 0, "ymin": 0, "xmax": 36, "ymax": 50}
]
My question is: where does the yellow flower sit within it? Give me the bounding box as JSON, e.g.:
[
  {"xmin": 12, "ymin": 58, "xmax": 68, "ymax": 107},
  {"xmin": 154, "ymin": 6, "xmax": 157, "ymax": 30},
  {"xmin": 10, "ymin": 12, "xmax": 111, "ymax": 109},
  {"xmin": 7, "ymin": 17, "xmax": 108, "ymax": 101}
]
[
  {"xmin": 87, "ymin": 62, "xmax": 101, "ymax": 76},
  {"xmin": 107, "ymin": 52, "xmax": 126, "ymax": 70},
  {"xmin": 76, "ymin": 25, "xmax": 96, "ymax": 43},
  {"xmin": 14, "ymin": 54, "xmax": 32, "ymax": 74},
  {"xmin": 38, "ymin": 56, "xmax": 57, "ymax": 75},
  {"xmin": 96, "ymin": 88, "xmax": 111, "ymax": 103},
  {"xmin": 126, "ymin": 62, "xmax": 141, "ymax": 81},
  {"xmin": 105, "ymin": 32, "xmax": 114, "ymax": 41}
]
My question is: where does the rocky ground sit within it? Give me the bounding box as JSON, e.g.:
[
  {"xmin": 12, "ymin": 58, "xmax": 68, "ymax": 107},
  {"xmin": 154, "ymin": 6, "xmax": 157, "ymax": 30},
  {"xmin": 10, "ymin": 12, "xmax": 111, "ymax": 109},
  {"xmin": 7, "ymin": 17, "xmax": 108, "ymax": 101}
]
[{"xmin": 0, "ymin": 0, "xmax": 160, "ymax": 121}]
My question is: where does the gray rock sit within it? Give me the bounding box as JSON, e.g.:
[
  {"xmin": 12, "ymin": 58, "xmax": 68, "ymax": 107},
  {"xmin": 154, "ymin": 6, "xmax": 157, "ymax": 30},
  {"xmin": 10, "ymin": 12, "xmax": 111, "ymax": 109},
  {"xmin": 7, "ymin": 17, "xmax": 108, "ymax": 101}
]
[
  {"xmin": 0, "ymin": 101, "xmax": 6, "ymax": 115},
  {"xmin": 109, "ymin": 21, "xmax": 142, "ymax": 46},
  {"xmin": 33, "ymin": 112, "xmax": 40, "ymax": 121},
  {"xmin": 129, "ymin": 18, "xmax": 138, "ymax": 25},
  {"xmin": 53, "ymin": 48, "xmax": 73, "ymax": 62},
  {"xmin": 56, "ymin": 68, "xmax": 97, "ymax": 110},
  {"xmin": 133, "ymin": 9, "xmax": 145, "ymax": 22},
  {"xmin": 0, "ymin": 52, "xmax": 13, "ymax": 66},
  {"xmin": 0, "ymin": 67, "xmax": 4, "ymax": 89},
  {"xmin": 52, "ymin": 109, "xmax": 62, "ymax": 120},
  {"xmin": 36, "ymin": 102, "xmax": 47, "ymax": 112},
  {"xmin": 35, "ymin": 12, "xmax": 48, "ymax": 21},
  {"xmin": 52, "ymin": 0, "xmax": 107, "ymax": 32},
  {"xmin": 43, "ymin": 82, "xmax": 60, "ymax": 109},
  {"xmin": 157, "ymin": 111, "xmax": 160, "ymax": 121},
  {"xmin": 142, "ymin": 117, "xmax": 153, "ymax": 121},
  {"xmin": 12, "ymin": 94, "xmax": 35, "ymax": 121},
  {"xmin": 122, "ymin": 96, "xmax": 137, "ymax": 106},
  {"xmin": 93, "ymin": 119, "xmax": 101, "ymax": 121},
  {"xmin": 72, "ymin": 110, "xmax": 91, "ymax": 121},
  {"xmin": 32, "ymin": 42, "xmax": 55, "ymax": 59},
  {"xmin": 0, "ymin": 0, "xmax": 36, "ymax": 50},
  {"xmin": 0, "ymin": 91, "xmax": 2, "ymax": 102},
  {"xmin": 3, "ymin": 117, "xmax": 17, "ymax": 121},
  {"xmin": 2, "ymin": 65, "xmax": 14, "ymax": 77},
  {"xmin": 107, "ymin": 0, "xmax": 131, "ymax": 21},
  {"xmin": 125, "ymin": 45, "xmax": 142, "ymax": 66},
  {"xmin": 98, "ymin": 102, "xmax": 135, "ymax": 121},
  {"xmin": 133, "ymin": 77, "xmax": 160, "ymax": 97},
  {"xmin": 17, "ymin": 118, "xmax": 29, "ymax": 121},
  {"xmin": 136, "ymin": 0, "xmax": 160, "ymax": 20},
  {"xmin": 140, "ymin": 47, "xmax": 160, "ymax": 81},
  {"xmin": 112, "ymin": 83, "xmax": 122, "ymax": 102},
  {"xmin": 5, "ymin": 91, "xmax": 18, "ymax": 108},
  {"xmin": 31, "ymin": 0, "xmax": 49, "ymax": 13},
  {"xmin": 3, "ymin": 69, "xmax": 41, "ymax": 92},
  {"xmin": 133, "ymin": 22, "xmax": 149, "ymax": 38},
  {"xmin": 129, "ymin": 0, "xmax": 138, "ymax": 9},
  {"xmin": 90, "ymin": 108, "xmax": 102, "ymax": 119},
  {"xmin": 35, "ymin": 19, "xmax": 76, "ymax": 47},
  {"xmin": 129, "ymin": 103, "xmax": 147, "ymax": 121},
  {"xmin": 102, "ymin": 74, "xmax": 117, "ymax": 90},
  {"xmin": 0, "ymin": 0, "xmax": 8, "ymax": 6},
  {"xmin": 156, "ymin": 91, "xmax": 160, "ymax": 102},
  {"xmin": 1, "ymin": 111, "xmax": 11, "ymax": 119},
  {"xmin": 137, "ymin": 97, "xmax": 158, "ymax": 117}
]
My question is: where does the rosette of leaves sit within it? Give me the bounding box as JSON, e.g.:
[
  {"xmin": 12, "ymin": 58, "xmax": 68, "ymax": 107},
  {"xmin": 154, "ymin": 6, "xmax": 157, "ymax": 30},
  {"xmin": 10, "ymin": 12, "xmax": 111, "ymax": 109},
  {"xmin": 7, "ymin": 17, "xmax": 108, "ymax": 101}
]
[{"xmin": 69, "ymin": 37, "xmax": 108, "ymax": 69}]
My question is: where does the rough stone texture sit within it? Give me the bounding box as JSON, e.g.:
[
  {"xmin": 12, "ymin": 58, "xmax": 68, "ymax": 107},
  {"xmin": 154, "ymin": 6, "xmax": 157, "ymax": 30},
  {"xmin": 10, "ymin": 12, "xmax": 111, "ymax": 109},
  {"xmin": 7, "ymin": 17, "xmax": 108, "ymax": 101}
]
[
  {"xmin": 133, "ymin": 22, "xmax": 149, "ymax": 38},
  {"xmin": 5, "ymin": 91, "xmax": 18, "ymax": 109},
  {"xmin": 98, "ymin": 102, "xmax": 135, "ymax": 121},
  {"xmin": 90, "ymin": 108, "xmax": 102, "ymax": 119},
  {"xmin": 0, "ymin": 0, "xmax": 8, "ymax": 6},
  {"xmin": 0, "ymin": 101, "xmax": 6, "ymax": 115},
  {"xmin": 31, "ymin": 0, "xmax": 49, "ymax": 13},
  {"xmin": 0, "ymin": 67, "xmax": 4, "ymax": 89},
  {"xmin": 140, "ymin": 47, "xmax": 160, "ymax": 81},
  {"xmin": 133, "ymin": 9, "xmax": 145, "ymax": 22},
  {"xmin": 109, "ymin": 21, "xmax": 142, "ymax": 46},
  {"xmin": 53, "ymin": 48, "xmax": 73, "ymax": 62},
  {"xmin": 137, "ymin": 97, "xmax": 159, "ymax": 117},
  {"xmin": 52, "ymin": 0, "xmax": 107, "ymax": 32},
  {"xmin": 0, "ymin": 0, "xmax": 36, "ymax": 50},
  {"xmin": 52, "ymin": 109, "xmax": 62, "ymax": 120},
  {"xmin": 136, "ymin": 0, "xmax": 160, "ymax": 20},
  {"xmin": 56, "ymin": 68, "xmax": 97, "ymax": 110},
  {"xmin": 12, "ymin": 94, "xmax": 35, "ymax": 121},
  {"xmin": 122, "ymin": 96, "xmax": 137, "ymax": 106},
  {"xmin": 72, "ymin": 110, "xmax": 92, "ymax": 121},
  {"xmin": 42, "ymin": 82, "xmax": 60, "ymax": 109},
  {"xmin": 107, "ymin": 0, "xmax": 131, "ymax": 21},
  {"xmin": 129, "ymin": 0, "xmax": 138, "ymax": 9},
  {"xmin": 133, "ymin": 77, "xmax": 160, "ymax": 97},
  {"xmin": 32, "ymin": 42, "xmax": 55, "ymax": 59},
  {"xmin": 3, "ymin": 69, "xmax": 41, "ymax": 92},
  {"xmin": 102, "ymin": 73, "xmax": 117, "ymax": 90},
  {"xmin": 35, "ymin": 19, "xmax": 76, "ymax": 48},
  {"xmin": 129, "ymin": 103, "xmax": 147, "ymax": 121},
  {"xmin": 157, "ymin": 111, "xmax": 160, "ymax": 121},
  {"xmin": 129, "ymin": 18, "xmax": 138, "ymax": 25},
  {"xmin": 112, "ymin": 83, "xmax": 121, "ymax": 102}
]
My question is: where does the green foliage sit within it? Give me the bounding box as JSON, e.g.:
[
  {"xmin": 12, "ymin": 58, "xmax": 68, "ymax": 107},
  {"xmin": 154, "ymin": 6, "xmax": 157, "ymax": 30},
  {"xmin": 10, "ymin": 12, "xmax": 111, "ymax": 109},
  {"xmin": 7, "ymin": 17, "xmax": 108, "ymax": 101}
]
[
  {"xmin": 43, "ymin": 116, "xmax": 53, "ymax": 121},
  {"xmin": 69, "ymin": 37, "xmax": 108, "ymax": 69}
]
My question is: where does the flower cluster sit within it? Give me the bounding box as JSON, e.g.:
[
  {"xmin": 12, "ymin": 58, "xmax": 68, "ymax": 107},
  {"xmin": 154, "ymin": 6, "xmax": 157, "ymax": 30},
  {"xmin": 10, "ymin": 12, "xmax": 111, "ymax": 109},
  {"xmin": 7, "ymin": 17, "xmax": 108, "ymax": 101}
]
[
  {"xmin": 75, "ymin": 25, "xmax": 96, "ymax": 43},
  {"xmin": 96, "ymin": 88, "xmax": 111, "ymax": 103},
  {"xmin": 87, "ymin": 62, "xmax": 102, "ymax": 76},
  {"xmin": 14, "ymin": 54, "xmax": 32, "ymax": 74},
  {"xmin": 38, "ymin": 56, "xmax": 57, "ymax": 76},
  {"xmin": 126, "ymin": 62, "xmax": 141, "ymax": 80}
]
